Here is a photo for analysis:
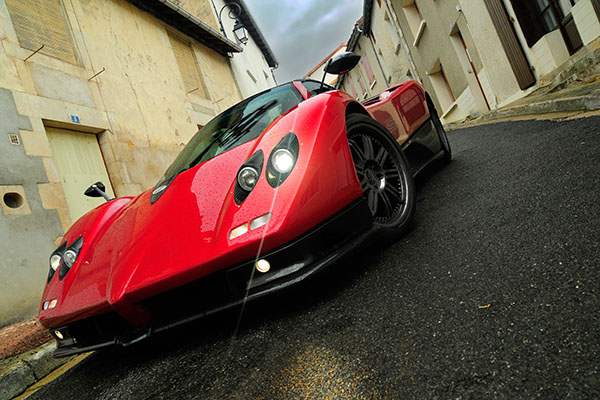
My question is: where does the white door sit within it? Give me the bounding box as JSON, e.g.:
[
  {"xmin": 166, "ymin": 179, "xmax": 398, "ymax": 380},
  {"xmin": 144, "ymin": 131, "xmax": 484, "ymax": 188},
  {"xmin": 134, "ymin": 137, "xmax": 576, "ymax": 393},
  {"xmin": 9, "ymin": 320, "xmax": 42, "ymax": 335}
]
[{"xmin": 46, "ymin": 127, "xmax": 115, "ymax": 223}]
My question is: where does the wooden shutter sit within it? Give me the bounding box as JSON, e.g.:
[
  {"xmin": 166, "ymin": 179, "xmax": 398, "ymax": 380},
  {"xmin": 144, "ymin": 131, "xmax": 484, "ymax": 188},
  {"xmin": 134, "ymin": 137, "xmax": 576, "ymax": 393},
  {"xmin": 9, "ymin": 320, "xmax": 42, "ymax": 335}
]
[
  {"xmin": 361, "ymin": 55, "xmax": 376, "ymax": 85},
  {"xmin": 5, "ymin": 0, "xmax": 77, "ymax": 64},
  {"xmin": 484, "ymin": 0, "xmax": 536, "ymax": 90},
  {"xmin": 168, "ymin": 32, "xmax": 208, "ymax": 98}
]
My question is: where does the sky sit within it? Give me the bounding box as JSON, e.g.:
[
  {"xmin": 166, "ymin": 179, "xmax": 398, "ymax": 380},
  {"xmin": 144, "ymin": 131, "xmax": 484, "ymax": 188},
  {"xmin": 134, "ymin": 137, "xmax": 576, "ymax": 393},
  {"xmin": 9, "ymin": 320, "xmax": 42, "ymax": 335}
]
[{"xmin": 243, "ymin": 0, "xmax": 363, "ymax": 83}]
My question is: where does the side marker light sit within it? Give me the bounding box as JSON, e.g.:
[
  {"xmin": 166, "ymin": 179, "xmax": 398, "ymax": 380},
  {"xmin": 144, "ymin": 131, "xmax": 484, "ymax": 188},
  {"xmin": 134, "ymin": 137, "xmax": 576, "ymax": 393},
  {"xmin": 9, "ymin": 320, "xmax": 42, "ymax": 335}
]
[
  {"xmin": 250, "ymin": 213, "xmax": 271, "ymax": 230},
  {"xmin": 229, "ymin": 223, "xmax": 249, "ymax": 240}
]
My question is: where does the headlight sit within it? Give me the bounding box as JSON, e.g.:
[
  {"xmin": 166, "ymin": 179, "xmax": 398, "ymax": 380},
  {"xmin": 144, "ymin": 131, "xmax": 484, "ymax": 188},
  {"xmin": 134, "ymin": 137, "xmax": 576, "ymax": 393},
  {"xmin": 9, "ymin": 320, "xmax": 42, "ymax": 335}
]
[
  {"xmin": 59, "ymin": 237, "xmax": 83, "ymax": 280},
  {"xmin": 234, "ymin": 151, "xmax": 264, "ymax": 205},
  {"xmin": 47, "ymin": 242, "xmax": 67, "ymax": 283},
  {"xmin": 50, "ymin": 254, "xmax": 62, "ymax": 271},
  {"xmin": 266, "ymin": 133, "xmax": 299, "ymax": 187},
  {"xmin": 62, "ymin": 250, "xmax": 78, "ymax": 268},
  {"xmin": 237, "ymin": 166, "xmax": 259, "ymax": 191},
  {"xmin": 271, "ymin": 149, "xmax": 294, "ymax": 174}
]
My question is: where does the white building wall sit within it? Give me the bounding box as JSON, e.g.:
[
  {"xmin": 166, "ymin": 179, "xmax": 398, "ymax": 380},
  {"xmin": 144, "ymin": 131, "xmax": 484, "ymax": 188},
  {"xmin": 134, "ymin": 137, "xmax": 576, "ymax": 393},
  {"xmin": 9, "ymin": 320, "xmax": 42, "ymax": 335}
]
[
  {"xmin": 211, "ymin": 0, "xmax": 276, "ymax": 98},
  {"xmin": 572, "ymin": 0, "xmax": 600, "ymax": 46}
]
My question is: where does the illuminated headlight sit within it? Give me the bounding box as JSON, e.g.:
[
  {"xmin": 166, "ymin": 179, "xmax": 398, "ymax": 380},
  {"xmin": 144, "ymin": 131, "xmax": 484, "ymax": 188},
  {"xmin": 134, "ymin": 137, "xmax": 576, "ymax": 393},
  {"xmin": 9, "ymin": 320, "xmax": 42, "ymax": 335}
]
[
  {"xmin": 42, "ymin": 301, "xmax": 49, "ymax": 310},
  {"xmin": 266, "ymin": 133, "xmax": 299, "ymax": 188},
  {"xmin": 48, "ymin": 242, "xmax": 67, "ymax": 283},
  {"xmin": 53, "ymin": 330, "xmax": 64, "ymax": 340},
  {"xmin": 62, "ymin": 250, "xmax": 78, "ymax": 268},
  {"xmin": 59, "ymin": 237, "xmax": 83, "ymax": 280},
  {"xmin": 237, "ymin": 166, "xmax": 259, "ymax": 191},
  {"xmin": 271, "ymin": 149, "xmax": 294, "ymax": 174},
  {"xmin": 50, "ymin": 254, "xmax": 62, "ymax": 271}
]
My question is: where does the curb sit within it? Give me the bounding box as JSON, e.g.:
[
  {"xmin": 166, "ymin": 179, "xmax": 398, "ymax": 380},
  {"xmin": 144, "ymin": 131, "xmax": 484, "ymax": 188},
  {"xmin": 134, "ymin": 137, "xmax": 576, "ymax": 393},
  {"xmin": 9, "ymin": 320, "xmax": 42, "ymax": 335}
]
[
  {"xmin": 446, "ymin": 94, "xmax": 600, "ymax": 130},
  {"xmin": 0, "ymin": 342, "xmax": 71, "ymax": 400}
]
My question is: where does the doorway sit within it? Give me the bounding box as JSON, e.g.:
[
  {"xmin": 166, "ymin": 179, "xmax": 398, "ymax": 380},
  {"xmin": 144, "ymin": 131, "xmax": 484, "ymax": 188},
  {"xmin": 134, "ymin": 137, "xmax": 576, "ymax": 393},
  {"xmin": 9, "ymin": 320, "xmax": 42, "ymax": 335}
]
[{"xmin": 46, "ymin": 127, "xmax": 115, "ymax": 223}]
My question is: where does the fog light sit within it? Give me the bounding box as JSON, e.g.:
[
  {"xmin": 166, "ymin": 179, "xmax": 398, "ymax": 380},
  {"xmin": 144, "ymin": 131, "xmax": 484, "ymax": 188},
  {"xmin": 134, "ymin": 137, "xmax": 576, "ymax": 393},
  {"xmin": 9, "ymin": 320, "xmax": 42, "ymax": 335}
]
[
  {"xmin": 42, "ymin": 301, "xmax": 49, "ymax": 310},
  {"xmin": 49, "ymin": 299, "xmax": 57, "ymax": 309},
  {"xmin": 250, "ymin": 213, "xmax": 271, "ymax": 230},
  {"xmin": 256, "ymin": 259, "xmax": 270, "ymax": 273},
  {"xmin": 54, "ymin": 330, "xmax": 64, "ymax": 340},
  {"xmin": 229, "ymin": 223, "xmax": 249, "ymax": 240}
]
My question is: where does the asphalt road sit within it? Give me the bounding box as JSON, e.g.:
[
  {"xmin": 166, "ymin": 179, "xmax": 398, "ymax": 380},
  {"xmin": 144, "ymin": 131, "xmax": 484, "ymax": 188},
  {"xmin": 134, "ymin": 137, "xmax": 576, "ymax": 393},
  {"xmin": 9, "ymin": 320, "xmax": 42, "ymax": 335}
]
[{"xmin": 31, "ymin": 117, "xmax": 599, "ymax": 399}]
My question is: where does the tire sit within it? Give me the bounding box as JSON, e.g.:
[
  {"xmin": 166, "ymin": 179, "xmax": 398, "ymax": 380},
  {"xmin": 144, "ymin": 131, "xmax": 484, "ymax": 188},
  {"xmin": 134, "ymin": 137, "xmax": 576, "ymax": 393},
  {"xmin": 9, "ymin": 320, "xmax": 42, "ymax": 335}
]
[
  {"xmin": 346, "ymin": 113, "xmax": 416, "ymax": 233},
  {"xmin": 427, "ymin": 97, "xmax": 452, "ymax": 163}
]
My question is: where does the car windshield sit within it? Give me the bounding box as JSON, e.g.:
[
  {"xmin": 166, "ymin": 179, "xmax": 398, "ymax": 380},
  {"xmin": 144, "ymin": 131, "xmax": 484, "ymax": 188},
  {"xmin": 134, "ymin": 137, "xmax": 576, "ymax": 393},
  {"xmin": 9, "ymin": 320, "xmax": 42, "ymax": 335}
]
[{"xmin": 158, "ymin": 84, "xmax": 303, "ymax": 185}]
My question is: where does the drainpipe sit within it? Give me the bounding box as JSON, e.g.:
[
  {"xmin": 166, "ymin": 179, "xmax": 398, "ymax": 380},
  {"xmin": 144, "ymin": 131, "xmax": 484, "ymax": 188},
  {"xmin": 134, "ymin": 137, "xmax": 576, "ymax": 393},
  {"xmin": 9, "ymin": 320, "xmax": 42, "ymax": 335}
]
[{"xmin": 383, "ymin": 0, "xmax": 420, "ymax": 82}]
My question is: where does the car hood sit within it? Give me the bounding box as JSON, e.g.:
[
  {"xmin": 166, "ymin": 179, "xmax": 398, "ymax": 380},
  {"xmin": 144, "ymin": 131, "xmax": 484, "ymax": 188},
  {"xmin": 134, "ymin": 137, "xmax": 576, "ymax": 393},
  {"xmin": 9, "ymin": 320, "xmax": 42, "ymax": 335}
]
[{"xmin": 41, "ymin": 90, "xmax": 364, "ymax": 327}]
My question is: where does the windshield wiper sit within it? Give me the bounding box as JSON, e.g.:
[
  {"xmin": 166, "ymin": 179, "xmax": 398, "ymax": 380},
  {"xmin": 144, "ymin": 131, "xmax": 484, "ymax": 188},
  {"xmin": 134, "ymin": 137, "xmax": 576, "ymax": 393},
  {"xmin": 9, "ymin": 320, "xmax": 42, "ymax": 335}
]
[{"xmin": 187, "ymin": 100, "xmax": 278, "ymax": 169}]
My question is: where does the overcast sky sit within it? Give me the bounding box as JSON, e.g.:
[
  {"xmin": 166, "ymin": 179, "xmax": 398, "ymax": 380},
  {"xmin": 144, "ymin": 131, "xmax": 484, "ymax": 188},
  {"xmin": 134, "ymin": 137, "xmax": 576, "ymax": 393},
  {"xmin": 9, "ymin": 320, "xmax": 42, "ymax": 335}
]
[{"xmin": 243, "ymin": 0, "xmax": 363, "ymax": 83}]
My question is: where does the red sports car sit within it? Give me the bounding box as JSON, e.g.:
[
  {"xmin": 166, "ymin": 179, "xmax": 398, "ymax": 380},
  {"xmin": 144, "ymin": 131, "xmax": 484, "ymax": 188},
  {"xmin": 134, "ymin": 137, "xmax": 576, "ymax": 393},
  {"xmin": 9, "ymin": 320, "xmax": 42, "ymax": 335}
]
[{"xmin": 39, "ymin": 53, "xmax": 451, "ymax": 357}]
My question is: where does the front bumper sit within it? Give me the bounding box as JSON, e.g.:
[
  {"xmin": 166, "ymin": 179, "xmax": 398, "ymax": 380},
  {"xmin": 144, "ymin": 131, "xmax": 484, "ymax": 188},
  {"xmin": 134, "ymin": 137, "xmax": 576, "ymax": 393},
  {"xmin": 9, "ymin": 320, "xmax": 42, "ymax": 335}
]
[{"xmin": 53, "ymin": 198, "xmax": 375, "ymax": 357}]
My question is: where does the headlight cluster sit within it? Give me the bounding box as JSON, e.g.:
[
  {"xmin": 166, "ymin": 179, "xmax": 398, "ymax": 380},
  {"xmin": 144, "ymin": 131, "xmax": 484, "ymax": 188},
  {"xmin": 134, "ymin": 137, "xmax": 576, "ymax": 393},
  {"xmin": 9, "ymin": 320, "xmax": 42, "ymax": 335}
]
[
  {"xmin": 234, "ymin": 150, "xmax": 264, "ymax": 204},
  {"xmin": 47, "ymin": 237, "xmax": 83, "ymax": 283},
  {"xmin": 266, "ymin": 133, "xmax": 299, "ymax": 188},
  {"xmin": 234, "ymin": 132, "xmax": 300, "ymax": 205}
]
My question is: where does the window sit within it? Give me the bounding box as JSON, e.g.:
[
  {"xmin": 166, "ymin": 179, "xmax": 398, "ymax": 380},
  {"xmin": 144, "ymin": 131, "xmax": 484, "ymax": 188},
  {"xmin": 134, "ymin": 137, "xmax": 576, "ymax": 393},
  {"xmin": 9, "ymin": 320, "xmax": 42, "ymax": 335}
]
[
  {"xmin": 356, "ymin": 73, "xmax": 368, "ymax": 98},
  {"xmin": 361, "ymin": 55, "xmax": 376, "ymax": 88},
  {"xmin": 427, "ymin": 60, "xmax": 455, "ymax": 113},
  {"xmin": 302, "ymin": 80, "xmax": 335, "ymax": 97},
  {"xmin": 403, "ymin": 0, "xmax": 426, "ymax": 46},
  {"xmin": 168, "ymin": 32, "xmax": 209, "ymax": 98},
  {"xmin": 346, "ymin": 77, "xmax": 359, "ymax": 99},
  {"xmin": 158, "ymin": 84, "xmax": 303, "ymax": 185},
  {"xmin": 384, "ymin": 11, "xmax": 401, "ymax": 54},
  {"xmin": 6, "ymin": 0, "xmax": 77, "ymax": 64}
]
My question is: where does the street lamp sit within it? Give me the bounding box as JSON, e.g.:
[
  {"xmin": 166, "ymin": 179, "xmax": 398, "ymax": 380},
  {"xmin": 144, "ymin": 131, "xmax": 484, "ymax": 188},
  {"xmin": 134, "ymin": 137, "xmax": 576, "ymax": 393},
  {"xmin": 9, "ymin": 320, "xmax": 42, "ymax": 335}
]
[
  {"xmin": 232, "ymin": 19, "xmax": 248, "ymax": 45},
  {"xmin": 216, "ymin": 2, "xmax": 248, "ymax": 45}
]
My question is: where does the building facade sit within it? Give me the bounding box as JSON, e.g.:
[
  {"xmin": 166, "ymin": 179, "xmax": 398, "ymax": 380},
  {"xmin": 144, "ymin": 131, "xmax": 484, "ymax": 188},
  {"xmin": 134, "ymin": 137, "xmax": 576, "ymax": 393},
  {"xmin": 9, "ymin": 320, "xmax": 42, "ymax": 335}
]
[
  {"xmin": 210, "ymin": 0, "xmax": 278, "ymax": 97},
  {"xmin": 337, "ymin": 1, "xmax": 413, "ymax": 101},
  {"xmin": 386, "ymin": 0, "xmax": 600, "ymax": 122},
  {"xmin": 0, "ymin": 0, "xmax": 274, "ymax": 326}
]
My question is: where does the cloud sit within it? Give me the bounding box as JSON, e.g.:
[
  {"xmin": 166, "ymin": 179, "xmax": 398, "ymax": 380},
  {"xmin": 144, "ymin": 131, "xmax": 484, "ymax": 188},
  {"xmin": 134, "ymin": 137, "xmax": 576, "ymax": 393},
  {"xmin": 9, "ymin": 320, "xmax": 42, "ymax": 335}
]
[{"xmin": 244, "ymin": 0, "xmax": 362, "ymax": 82}]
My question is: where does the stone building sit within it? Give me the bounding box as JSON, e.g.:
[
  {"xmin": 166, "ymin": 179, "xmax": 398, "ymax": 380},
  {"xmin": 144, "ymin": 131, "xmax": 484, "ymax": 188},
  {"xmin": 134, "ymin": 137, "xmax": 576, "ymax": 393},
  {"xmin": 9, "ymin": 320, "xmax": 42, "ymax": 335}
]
[
  {"xmin": 337, "ymin": 1, "xmax": 413, "ymax": 100},
  {"xmin": 385, "ymin": 0, "xmax": 600, "ymax": 122},
  {"xmin": 0, "ymin": 0, "xmax": 275, "ymax": 326},
  {"xmin": 211, "ymin": 0, "xmax": 278, "ymax": 97}
]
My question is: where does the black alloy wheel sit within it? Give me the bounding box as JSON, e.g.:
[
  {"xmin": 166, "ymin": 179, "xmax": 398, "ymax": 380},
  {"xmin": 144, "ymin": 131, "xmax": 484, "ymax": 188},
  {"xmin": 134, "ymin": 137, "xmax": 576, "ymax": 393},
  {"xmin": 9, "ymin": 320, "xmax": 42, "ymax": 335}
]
[
  {"xmin": 427, "ymin": 96, "xmax": 452, "ymax": 163},
  {"xmin": 346, "ymin": 113, "xmax": 415, "ymax": 232}
]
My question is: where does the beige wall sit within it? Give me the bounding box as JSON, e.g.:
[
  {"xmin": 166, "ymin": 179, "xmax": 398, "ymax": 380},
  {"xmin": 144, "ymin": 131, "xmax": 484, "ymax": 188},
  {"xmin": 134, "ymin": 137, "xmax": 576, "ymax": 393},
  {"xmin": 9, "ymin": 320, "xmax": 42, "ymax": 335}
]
[
  {"xmin": 340, "ymin": 1, "xmax": 413, "ymax": 101},
  {"xmin": 211, "ymin": 0, "xmax": 276, "ymax": 98},
  {"xmin": 3, "ymin": 0, "xmax": 242, "ymax": 197},
  {"xmin": 0, "ymin": 0, "xmax": 243, "ymax": 325},
  {"xmin": 390, "ymin": 0, "xmax": 471, "ymax": 118}
]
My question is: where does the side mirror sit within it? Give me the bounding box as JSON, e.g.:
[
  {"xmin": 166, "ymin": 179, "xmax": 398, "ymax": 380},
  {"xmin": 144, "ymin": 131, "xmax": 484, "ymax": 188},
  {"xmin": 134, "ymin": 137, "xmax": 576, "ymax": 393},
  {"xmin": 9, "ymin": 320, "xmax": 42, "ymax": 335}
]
[
  {"xmin": 323, "ymin": 52, "xmax": 361, "ymax": 75},
  {"xmin": 84, "ymin": 182, "xmax": 112, "ymax": 202},
  {"xmin": 319, "ymin": 52, "xmax": 361, "ymax": 93}
]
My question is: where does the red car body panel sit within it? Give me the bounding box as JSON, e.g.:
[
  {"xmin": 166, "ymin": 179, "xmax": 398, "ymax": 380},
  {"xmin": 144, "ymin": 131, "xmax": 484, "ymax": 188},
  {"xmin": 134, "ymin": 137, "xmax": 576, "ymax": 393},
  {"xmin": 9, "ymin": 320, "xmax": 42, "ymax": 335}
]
[
  {"xmin": 364, "ymin": 81, "xmax": 429, "ymax": 143},
  {"xmin": 40, "ymin": 88, "xmax": 370, "ymax": 329}
]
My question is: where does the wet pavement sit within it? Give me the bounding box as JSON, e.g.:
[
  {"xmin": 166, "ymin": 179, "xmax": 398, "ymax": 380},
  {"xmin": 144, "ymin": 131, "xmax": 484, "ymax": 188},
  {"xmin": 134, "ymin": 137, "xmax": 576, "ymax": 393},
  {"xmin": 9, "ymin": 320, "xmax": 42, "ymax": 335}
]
[{"xmin": 30, "ymin": 117, "xmax": 600, "ymax": 399}]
